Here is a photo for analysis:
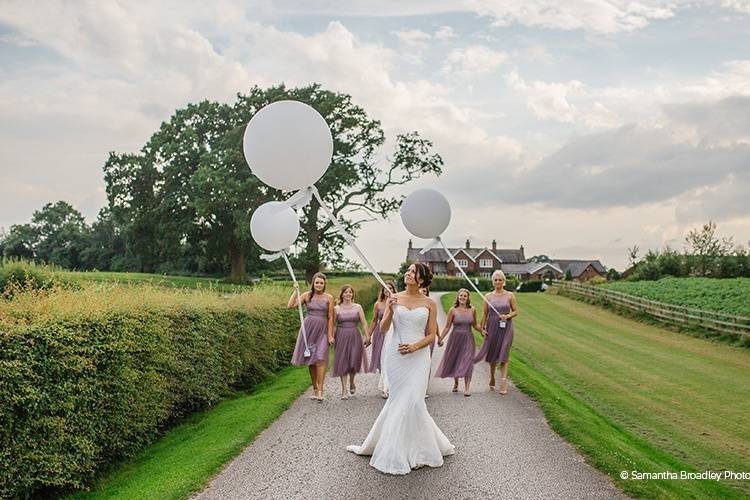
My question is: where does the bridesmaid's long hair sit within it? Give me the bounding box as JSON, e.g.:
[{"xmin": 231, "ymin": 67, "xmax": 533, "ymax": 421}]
[
  {"xmin": 310, "ymin": 272, "xmax": 327, "ymax": 295},
  {"xmin": 378, "ymin": 281, "xmax": 397, "ymax": 302},
  {"xmin": 453, "ymin": 288, "xmax": 472, "ymax": 309},
  {"xmin": 338, "ymin": 284, "xmax": 354, "ymax": 305}
]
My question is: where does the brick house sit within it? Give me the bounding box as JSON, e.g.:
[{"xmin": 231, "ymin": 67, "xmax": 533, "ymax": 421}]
[
  {"xmin": 406, "ymin": 240, "xmax": 607, "ymax": 282},
  {"xmin": 406, "ymin": 239, "xmax": 525, "ymax": 278}
]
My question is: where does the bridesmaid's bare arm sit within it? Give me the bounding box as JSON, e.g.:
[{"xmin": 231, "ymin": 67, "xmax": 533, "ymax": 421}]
[
  {"xmin": 288, "ymin": 288, "xmax": 308, "ymax": 309},
  {"xmin": 438, "ymin": 308, "xmax": 454, "ymax": 344},
  {"xmin": 369, "ymin": 302, "xmax": 380, "ymax": 334},
  {"xmin": 358, "ymin": 304, "xmax": 370, "ymax": 344},
  {"xmin": 327, "ymin": 294, "xmax": 336, "ymax": 344},
  {"xmin": 470, "ymin": 307, "xmax": 483, "ymax": 333},
  {"xmin": 502, "ymin": 292, "xmax": 519, "ymax": 320}
]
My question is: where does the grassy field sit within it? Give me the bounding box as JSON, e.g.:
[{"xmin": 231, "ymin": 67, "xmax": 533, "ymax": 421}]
[
  {"xmin": 602, "ymin": 277, "xmax": 750, "ymax": 317},
  {"xmin": 442, "ymin": 292, "xmax": 750, "ymax": 498}
]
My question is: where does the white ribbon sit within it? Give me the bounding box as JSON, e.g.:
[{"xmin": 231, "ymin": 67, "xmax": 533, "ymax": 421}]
[
  {"xmin": 422, "ymin": 236, "xmax": 502, "ymax": 318},
  {"xmin": 261, "ymin": 248, "xmax": 313, "ymax": 358}
]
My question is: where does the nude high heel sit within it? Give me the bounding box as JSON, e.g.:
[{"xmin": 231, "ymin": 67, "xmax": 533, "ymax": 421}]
[{"xmin": 499, "ymin": 378, "xmax": 508, "ymax": 395}]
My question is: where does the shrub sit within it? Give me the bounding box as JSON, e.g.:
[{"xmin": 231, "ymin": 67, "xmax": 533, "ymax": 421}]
[
  {"xmin": 0, "ymin": 259, "xmax": 78, "ymax": 298},
  {"xmin": 0, "ymin": 277, "xmax": 380, "ymax": 497},
  {"xmin": 518, "ymin": 280, "xmax": 544, "ymax": 293}
]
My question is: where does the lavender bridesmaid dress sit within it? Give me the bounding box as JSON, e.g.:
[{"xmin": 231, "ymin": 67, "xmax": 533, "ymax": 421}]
[
  {"xmin": 436, "ymin": 307, "xmax": 476, "ymax": 378},
  {"xmin": 474, "ymin": 293, "xmax": 514, "ymax": 364},
  {"xmin": 332, "ymin": 307, "xmax": 368, "ymax": 377},
  {"xmin": 368, "ymin": 304, "xmax": 386, "ymax": 373},
  {"xmin": 291, "ymin": 296, "xmax": 330, "ymax": 366}
]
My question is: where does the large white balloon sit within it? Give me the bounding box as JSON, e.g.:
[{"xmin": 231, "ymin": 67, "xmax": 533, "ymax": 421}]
[
  {"xmin": 250, "ymin": 201, "xmax": 300, "ymax": 252},
  {"xmin": 400, "ymin": 189, "xmax": 451, "ymax": 239},
  {"xmin": 243, "ymin": 100, "xmax": 333, "ymax": 191}
]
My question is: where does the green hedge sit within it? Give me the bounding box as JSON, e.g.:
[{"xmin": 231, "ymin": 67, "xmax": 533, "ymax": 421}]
[
  {"xmin": 429, "ymin": 275, "xmax": 520, "ymax": 293},
  {"xmin": 0, "ymin": 277, "xmax": 381, "ymax": 498}
]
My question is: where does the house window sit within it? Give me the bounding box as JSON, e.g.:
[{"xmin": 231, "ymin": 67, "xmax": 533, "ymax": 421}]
[
  {"xmin": 480, "ymin": 259, "xmax": 493, "ymax": 268},
  {"xmin": 480, "ymin": 272, "xmax": 491, "ymax": 278},
  {"xmin": 457, "ymin": 259, "xmax": 469, "ymax": 267}
]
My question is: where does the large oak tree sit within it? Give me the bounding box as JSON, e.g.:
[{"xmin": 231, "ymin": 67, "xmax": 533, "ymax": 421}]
[{"xmin": 103, "ymin": 83, "xmax": 443, "ymax": 281}]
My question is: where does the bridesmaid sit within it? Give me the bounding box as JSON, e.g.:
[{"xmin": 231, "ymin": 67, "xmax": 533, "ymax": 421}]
[
  {"xmin": 436, "ymin": 289, "xmax": 482, "ymax": 396},
  {"xmin": 289, "ymin": 272, "xmax": 335, "ymax": 401},
  {"xmin": 474, "ymin": 270, "xmax": 519, "ymax": 394},
  {"xmin": 369, "ymin": 281, "xmax": 397, "ymax": 399},
  {"xmin": 332, "ymin": 285, "xmax": 370, "ymax": 400}
]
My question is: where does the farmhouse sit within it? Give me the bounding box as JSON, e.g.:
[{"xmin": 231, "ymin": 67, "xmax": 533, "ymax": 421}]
[{"xmin": 406, "ymin": 239, "xmax": 607, "ymax": 281}]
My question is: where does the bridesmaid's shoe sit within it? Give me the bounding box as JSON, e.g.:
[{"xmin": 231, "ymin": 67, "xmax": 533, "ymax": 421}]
[
  {"xmin": 489, "ymin": 377, "xmax": 496, "ymax": 390},
  {"xmin": 464, "ymin": 391, "xmax": 471, "ymax": 397},
  {"xmin": 452, "ymin": 384, "xmax": 459, "ymax": 393},
  {"xmin": 499, "ymin": 378, "xmax": 508, "ymax": 395},
  {"xmin": 341, "ymin": 393, "xmax": 349, "ymax": 400},
  {"xmin": 350, "ymin": 382, "xmax": 356, "ymax": 394},
  {"xmin": 381, "ymin": 391, "xmax": 389, "ymax": 399}
]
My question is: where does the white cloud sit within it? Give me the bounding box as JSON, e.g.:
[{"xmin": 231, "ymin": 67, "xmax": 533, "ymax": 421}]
[
  {"xmin": 464, "ymin": 0, "xmax": 675, "ymax": 34},
  {"xmin": 442, "ymin": 45, "xmax": 508, "ymax": 76},
  {"xmin": 392, "ymin": 28, "xmax": 432, "ymax": 45},
  {"xmin": 434, "ymin": 25, "xmax": 457, "ymax": 40},
  {"xmin": 722, "ymin": 0, "xmax": 750, "ymax": 14},
  {"xmin": 505, "ymin": 70, "xmax": 583, "ymax": 122}
]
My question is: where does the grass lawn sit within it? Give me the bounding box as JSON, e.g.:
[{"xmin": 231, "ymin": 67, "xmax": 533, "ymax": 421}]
[{"xmin": 441, "ymin": 292, "xmax": 750, "ymax": 498}]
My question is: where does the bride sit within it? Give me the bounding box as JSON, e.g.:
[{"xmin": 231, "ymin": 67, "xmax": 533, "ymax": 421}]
[{"xmin": 346, "ymin": 262, "xmax": 455, "ymax": 474}]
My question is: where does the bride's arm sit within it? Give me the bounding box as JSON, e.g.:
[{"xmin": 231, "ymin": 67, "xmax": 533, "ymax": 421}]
[
  {"xmin": 380, "ymin": 294, "xmax": 397, "ymax": 332},
  {"xmin": 399, "ymin": 301, "xmax": 437, "ymax": 354}
]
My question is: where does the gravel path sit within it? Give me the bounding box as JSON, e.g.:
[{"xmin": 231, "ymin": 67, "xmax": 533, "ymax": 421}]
[{"xmin": 196, "ymin": 292, "xmax": 626, "ymax": 499}]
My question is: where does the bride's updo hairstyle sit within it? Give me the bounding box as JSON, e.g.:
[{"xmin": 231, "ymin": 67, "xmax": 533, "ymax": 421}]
[{"xmin": 413, "ymin": 262, "xmax": 433, "ymax": 289}]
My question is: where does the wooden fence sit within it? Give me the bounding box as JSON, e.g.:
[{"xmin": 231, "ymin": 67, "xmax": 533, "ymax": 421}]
[{"xmin": 551, "ymin": 280, "xmax": 750, "ymax": 337}]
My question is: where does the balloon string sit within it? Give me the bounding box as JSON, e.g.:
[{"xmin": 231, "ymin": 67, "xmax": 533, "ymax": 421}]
[
  {"xmin": 310, "ymin": 186, "xmax": 389, "ymax": 291},
  {"xmin": 281, "ymin": 250, "xmax": 312, "ymax": 354},
  {"xmin": 309, "ymin": 186, "xmax": 401, "ymax": 344},
  {"xmin": 435, "ymin": 237, "xmax": 503, "ymax": 318}
]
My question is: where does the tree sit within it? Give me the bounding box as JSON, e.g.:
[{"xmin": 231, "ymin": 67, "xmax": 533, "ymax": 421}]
[
  {"xmin": 564, "ymin": 270, "xmax": 573, "ymax": 281},
  {"xmin": 627, "ymin": 245, "xmax": 639, "ymax": 269},
  {"xmin": 31, "ymin": 201, "xmax": 90, "ymax": 269},
  {"xmin": 80, "ymin": 207, "xmax": 126, "ymax": 271},
  {"xmin": 684, "ymin": 221, "xmax": 734, "ymax": 276},
  {"xmin": 2, "ymin": 224, "xmax": 36, "ymax": 260},
  {"xmin": 104, "ymin": 83, "xmax": 443, "ymax": 282},
  {"xmin": 529, "ymin": 255, "xmax": 551, "ymax": 263},
  {"xmin": 606, "ymin": 268, "xmax": 621, "ymax": 281}
]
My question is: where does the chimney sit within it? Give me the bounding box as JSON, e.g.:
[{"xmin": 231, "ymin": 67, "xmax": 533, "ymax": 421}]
[
  {"xmin": 520, "ymin": 244, "xmax": 525, "ymax": 261},
  {"xmin": 465, "ymin": 239, "xmax": 470, "ymax": 250},
  {"xmin": 492, "ymin": 239, "xmax": 497, "ymax": 251},
  {"xmin": 408, "ymin": 239, "xmax": 413, "ymax": 249}
]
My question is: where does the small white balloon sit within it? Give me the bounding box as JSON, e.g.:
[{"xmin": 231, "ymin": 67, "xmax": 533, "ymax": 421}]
[
  {"xmin": 243, "ymin": 100, "xmax": 333, "ymax": 191},
  {"xmin": 250, "ymin": 201, "xmax": 300, "ymax": 252},
  {"xmin": 400, "ymin": 189, "xmax": 451, "ymax": 239}
]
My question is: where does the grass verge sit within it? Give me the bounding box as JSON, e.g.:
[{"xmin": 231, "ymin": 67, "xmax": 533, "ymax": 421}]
[{"xmin": 68, "ymin": 366, "xmax": 311, "ymax": 500}]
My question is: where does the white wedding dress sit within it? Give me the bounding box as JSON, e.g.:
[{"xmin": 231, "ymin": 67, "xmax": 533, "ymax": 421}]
[{"xmin": 346, "ymin": 305, "xmax": 455, "ymax": 474}]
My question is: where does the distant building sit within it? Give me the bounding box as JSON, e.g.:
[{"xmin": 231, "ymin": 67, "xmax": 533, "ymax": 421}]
[{"xmin": 406, "ymin": 239, "xmax": 607, "ymax": 282}]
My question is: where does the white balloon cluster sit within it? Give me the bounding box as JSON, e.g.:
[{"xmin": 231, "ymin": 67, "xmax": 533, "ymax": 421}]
[{"xmin": 246, "ymin": 101, "xmax": 333, "ymax": 252}]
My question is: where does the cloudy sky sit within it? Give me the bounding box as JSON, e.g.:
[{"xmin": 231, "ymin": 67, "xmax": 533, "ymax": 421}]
[{"xmin": 1, "ymin": 1, "xmax": 749, "ymax": 271}]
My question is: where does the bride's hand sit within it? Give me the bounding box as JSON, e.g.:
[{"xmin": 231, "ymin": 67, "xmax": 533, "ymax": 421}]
[
  {"xmin": 398, "ymin": 343, "xmax": 416, "ymax": 355},
  {"xmin": 386, "ymin": 294, "xmax": 398, "ymax": 311}
]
